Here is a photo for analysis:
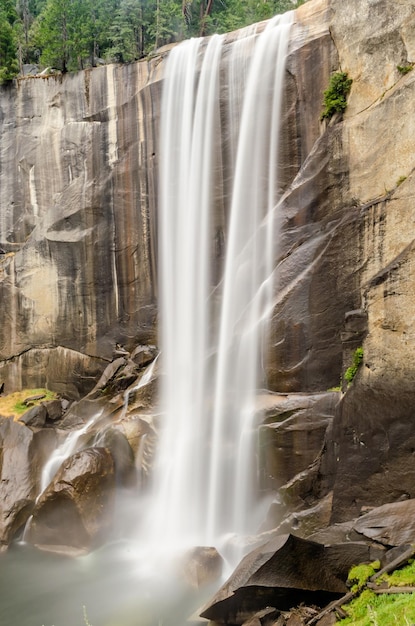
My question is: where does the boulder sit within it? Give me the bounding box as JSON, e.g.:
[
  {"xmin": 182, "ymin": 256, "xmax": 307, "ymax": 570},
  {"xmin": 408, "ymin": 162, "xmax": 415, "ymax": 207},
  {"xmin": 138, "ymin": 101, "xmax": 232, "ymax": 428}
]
[
  {"xmin": 26, "ymin": 447, "xmax": 115, "ymax": 552},
  {"xmin": 0, "ymin": 417, "xmax": 56, "ymax": 548},
  {"xmin": 179, "ymin": 546, "xmax": 224, "ymax": 589},
  {"xmin": 43, "ymin": 399, "xmax": 63, "ymax": 422},
  {"xmin": 95, "ymin": 427, "xmax": 136, "ymax": 486},
  {"xmin": 19, "ymin": 404, "xmax": 47, "ymax": 428},
  {"xmin": 353, "ymin": 499, "xmax": 415, "ymax": 547},
  {"xmin": 200, "ymin": 533, "xmax": 378, "ymax": 625}
]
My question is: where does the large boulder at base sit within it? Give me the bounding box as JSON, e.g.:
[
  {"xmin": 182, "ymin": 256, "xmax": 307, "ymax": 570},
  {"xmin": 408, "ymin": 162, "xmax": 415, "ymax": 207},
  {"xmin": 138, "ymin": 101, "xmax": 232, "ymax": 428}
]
[
  {"xmin": 200, "ymin": 533, "xmax": 383, "ymax": 625},
  {"xmin": 0, "ymin": 417, "xmax": 56, "ymax": 549},
  {"xmin": 179, "ymin": 546, "xmax": 224, "ymax": 589},
  {"xmin": 26, "ymin": 447, "xmax": 115, "ymax": 553},
  {"xmin": 353, "ymin": 499, "xmax": 415, "ymax": 547}
]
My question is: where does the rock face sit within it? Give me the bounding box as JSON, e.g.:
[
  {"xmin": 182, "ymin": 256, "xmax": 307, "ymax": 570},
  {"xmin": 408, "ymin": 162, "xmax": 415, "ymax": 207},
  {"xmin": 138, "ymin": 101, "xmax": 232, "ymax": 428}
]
[
  {"xmin": 0, "ymin": 0, "xmax": 348, "ymax": 396},
  {"xmin": 0, "ymin": 62, "xmax": 162, "ymax": 394}
]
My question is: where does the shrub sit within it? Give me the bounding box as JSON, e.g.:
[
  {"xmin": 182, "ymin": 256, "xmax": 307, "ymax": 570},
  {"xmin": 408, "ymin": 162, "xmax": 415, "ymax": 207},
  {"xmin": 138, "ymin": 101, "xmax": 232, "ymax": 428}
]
[
  {"xmin": 321, "ymin": 71, "xmax": 353, "ymax": 120},
  {"xmin": 344, "ymin": 347, "xmax": 363, "ymax": 385},
  {"xmin": 397, "ymin": 64, "xmax": 413, "ymax": 75}
]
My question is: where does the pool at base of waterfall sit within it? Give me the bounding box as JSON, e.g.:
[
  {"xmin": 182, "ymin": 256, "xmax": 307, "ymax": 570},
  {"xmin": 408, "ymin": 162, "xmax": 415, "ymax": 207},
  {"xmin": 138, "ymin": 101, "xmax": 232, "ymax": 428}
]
[{"xmin": 0, "ymin": 542, "xmax": 215, "ymax": 626}]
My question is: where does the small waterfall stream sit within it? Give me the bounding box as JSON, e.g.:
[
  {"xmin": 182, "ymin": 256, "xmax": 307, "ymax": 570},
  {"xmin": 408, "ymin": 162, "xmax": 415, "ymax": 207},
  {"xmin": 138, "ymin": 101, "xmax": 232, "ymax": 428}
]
[{"xmin": 149, "ymin": 12, "xmax": 293, "ymax": 559}]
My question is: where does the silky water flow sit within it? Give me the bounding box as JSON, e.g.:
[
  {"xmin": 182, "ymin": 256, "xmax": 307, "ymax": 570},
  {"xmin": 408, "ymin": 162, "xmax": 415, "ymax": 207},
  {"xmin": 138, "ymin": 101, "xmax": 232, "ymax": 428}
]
[
  {"xmin": 149, "ymin": 11, "xmax": 293, "ymax": 558},
  {"xmin": 0, "ymin": 13, "xmax": 293, "ymax": 626}
]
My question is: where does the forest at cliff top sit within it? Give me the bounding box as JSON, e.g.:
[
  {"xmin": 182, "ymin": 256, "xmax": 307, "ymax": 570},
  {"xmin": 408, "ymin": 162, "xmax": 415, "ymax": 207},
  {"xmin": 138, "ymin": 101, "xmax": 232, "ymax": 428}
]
[{"xmin": 0, "ymin": 0, "xmax": 308, "ymax": 80}]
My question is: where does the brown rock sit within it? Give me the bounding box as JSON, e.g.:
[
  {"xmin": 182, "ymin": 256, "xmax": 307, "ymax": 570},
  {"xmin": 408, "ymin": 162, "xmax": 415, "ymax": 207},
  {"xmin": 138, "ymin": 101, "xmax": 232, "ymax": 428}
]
[
  {"xmin": 0, "ymin": 417, "xmax": 56, "ymax": 547},
  {"xmin": 353, "ymin": 499, "xmax": 415, "ymax": 547},
  {"xmin": 26, "ymin": 447, "xmax": 115, "ymax": 552},
  {"xmin": 179, "ymin": 546, "xmax": 224, "ymax": 589}
]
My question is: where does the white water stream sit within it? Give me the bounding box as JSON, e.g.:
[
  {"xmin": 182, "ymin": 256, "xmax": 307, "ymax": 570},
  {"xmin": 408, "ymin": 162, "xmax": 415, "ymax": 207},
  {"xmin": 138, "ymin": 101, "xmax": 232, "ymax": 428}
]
[{"xmin": 147, "ymin": 12, "xmax": 293, "ymax": 559}]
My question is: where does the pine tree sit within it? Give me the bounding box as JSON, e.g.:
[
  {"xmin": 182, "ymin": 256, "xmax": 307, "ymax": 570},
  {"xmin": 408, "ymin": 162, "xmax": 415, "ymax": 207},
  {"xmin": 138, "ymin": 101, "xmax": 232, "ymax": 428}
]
[{"xmin": 0, "ymin": 2, "xmax": 19, "ymax": 83}]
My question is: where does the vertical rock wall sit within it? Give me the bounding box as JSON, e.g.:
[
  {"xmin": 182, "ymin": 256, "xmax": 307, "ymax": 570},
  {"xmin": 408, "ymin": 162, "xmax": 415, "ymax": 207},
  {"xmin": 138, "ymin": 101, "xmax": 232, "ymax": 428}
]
[{"xmin": 0, "ymin": 61, "xmax": 163, "ymax": 395}]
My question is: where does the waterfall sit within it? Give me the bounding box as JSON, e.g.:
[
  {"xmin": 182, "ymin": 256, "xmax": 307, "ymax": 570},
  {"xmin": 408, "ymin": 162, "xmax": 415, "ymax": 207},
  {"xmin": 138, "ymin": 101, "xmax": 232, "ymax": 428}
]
[{"xmin": 146, "ymin": 13, "xmax": 293, "ymax": 559}]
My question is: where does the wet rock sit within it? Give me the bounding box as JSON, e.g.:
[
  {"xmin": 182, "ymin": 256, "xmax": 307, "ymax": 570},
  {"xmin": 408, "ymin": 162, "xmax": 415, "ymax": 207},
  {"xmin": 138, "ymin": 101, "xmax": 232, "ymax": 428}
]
[
  {"xmin": 201, "ymin": 533, "xmax": 385, "ymax": 625},
  {"xmin": 179, "ymin": 546, "xmax": 224, "ymax": 589},
  {"xmin": 27, "ymin": 447, "xmax": 115, "ymax": 552},
  {"xmin": 0, "ymin": 418, "xmax": 56, "ymax": 548},
  {"xmin": 95, "ymin": 428, "xmax": 136, "ymax": 486},
  {"xmin": 130, "ymin": 345, "xmax": 158, "ymax": 369}
]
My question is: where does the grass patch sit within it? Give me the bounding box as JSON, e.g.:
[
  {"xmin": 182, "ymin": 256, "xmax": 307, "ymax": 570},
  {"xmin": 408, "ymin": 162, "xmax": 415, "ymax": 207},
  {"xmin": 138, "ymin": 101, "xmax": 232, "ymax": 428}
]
[{"xmin": 0, "ymin": 388, "xmax": 57, "ymax": 420}]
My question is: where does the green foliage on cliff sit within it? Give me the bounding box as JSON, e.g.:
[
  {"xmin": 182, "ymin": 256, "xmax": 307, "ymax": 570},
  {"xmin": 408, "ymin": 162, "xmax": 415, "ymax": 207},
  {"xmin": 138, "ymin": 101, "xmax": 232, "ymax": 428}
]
[
  {"xmin": 321, "ymin": 71, "xmax": 353, "ymax": 120},
  {"xmin": 344, "ymin": 346, "xmax": 363, "ymax": 384},
  {"xmin": 397, "ymin": 63, "xmax": 413, "ymax": 75},
  {"xmin": 0, "ymin": 0, "xmax": 310, "ymax": 77}
]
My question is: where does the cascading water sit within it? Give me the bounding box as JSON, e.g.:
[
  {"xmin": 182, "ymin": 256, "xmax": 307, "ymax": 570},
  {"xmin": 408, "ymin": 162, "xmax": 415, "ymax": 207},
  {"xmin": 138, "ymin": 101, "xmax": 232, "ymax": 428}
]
[{"xmin": 147, "ymin": 12, "xmax": 293, "ymax": 559}]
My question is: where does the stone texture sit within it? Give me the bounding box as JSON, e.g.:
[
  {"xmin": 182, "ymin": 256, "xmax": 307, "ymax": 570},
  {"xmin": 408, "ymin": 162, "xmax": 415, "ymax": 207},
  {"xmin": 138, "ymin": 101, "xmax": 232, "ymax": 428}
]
[
  {"xmin": 179, "ymin": 546, "xmax": 224, "ymax": 589},
  {"xmin": 353, "ymin": 499, "xmax": 415, "ymax": 547},
  {"xmin": 0, "ymin": 417, "xmax": 56, "ymax": 548},
  {"xmin": 200, "ymin": 533, "xmax": 382, "ymax": 625},
  {"xmin": 26, "ymin": 446, "xmax": 115, "ymax": 552},
  {"xmin": 0, "ymin": 0, "xmax": 357, "ymax": 397}
]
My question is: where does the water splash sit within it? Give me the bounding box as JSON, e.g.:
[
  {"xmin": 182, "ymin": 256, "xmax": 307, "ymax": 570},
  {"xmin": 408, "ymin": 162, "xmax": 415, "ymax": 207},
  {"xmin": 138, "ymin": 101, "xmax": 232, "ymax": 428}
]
[{"xmin": 149, "ymin": 12, "xmax": 293, "ymax": 559}]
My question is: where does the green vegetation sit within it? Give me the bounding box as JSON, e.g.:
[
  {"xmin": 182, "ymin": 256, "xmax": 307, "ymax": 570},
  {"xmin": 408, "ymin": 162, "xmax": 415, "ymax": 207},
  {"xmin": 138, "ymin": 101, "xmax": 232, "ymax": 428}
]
[
  {"xmin": 0, "ymin": 387, "xmax": 57, "ymax": 418},
  {"xmin": 321, "ymin": 71, "xmax": 353, "ymax": 120},
  {"xmin": 338, "ymin": 559, "xmax": 415, "ymax": 625},
  {"xmin": 396, "ymin": 175, "xmax": 407, "ymax": 186},
  {"xmin": 0, "ymin": 0, "xmax": 310, "ymax": 81},
  {"xmin": 344, "ymin": 346, "xmax": 363, "ymax": 385},
  {"xmin": 339, "ymin": 588, "xmax": 415, "ymax": 625},
  {"xmin": 348, "ymin": 561, "xmax": 380, "ymax": 592},
  {"xmin": 397, "ymin": 63, "xmax": 413, "ymax": 75}
]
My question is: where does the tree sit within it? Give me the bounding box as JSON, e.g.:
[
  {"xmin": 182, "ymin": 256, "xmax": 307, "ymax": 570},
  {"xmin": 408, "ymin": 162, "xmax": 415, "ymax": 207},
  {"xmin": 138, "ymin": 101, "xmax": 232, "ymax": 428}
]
[
  {"xmin": 32, "ymin": 0, "xmax": 92, "ymax": 71},
  {"xmin": 0, "ymin": 3, "xmax": 19, "ymax": 83}
]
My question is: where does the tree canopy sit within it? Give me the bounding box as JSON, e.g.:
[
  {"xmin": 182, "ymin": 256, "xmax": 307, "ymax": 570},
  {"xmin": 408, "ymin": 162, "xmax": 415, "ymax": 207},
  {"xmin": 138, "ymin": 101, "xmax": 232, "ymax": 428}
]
[{"xmin": 0, "ymin": 0, "xmax": 308, "ymax": 83}]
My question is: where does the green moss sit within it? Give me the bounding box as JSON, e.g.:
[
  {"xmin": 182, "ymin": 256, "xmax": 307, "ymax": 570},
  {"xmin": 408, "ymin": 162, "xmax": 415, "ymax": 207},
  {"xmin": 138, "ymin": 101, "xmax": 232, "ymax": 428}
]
[
  {"xmin": 339, "ymin": 559, "xmax": 415, "ymax": 625},
  {"xmin": 396, "ymin": 175, "xmax": 407, "ymax": 186},
  {"xmin": 379, "ymin": 559, "xmax": 415, "ymax": 587},
  {"xmin": 344, "ymin": 347, "xmax": 364, "ymax": 385},
  {"xmin": 338, "ymin": 589, "xmax": 415, "ymax": 625},
  {"xmin": 348, "ymin": 561, "xmax": 381, "ymax": 592},
  {"xmin": 321, "ymin": 71, "xmax": 353, "ymax": 120}
]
